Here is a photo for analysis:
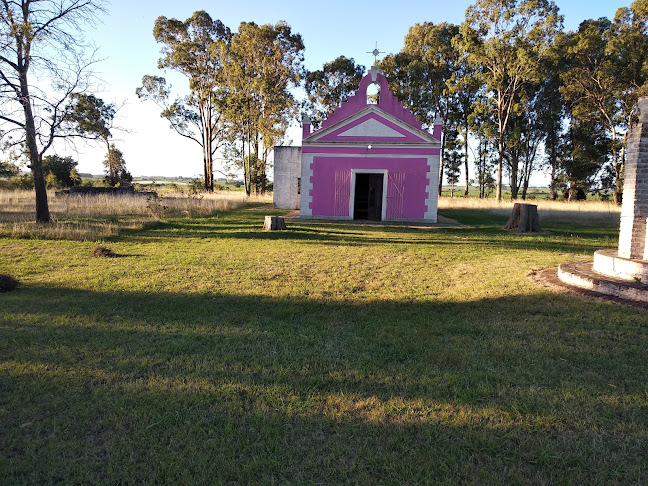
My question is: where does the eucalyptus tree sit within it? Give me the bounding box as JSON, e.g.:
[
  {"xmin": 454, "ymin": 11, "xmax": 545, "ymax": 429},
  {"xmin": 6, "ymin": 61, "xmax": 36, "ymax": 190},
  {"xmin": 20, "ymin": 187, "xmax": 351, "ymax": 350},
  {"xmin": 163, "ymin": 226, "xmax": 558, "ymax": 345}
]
[
  {"xmin": 559, "ymin": 118, "xmax": 610, "ymax": 200},
  {"xmin": 444, "ymin": 127, "xmax": 463, "ymax": 197},
  {"xmin": 560, "ymin": 3, "xmax": 648, "ymax": 203},
  {"xmin": 0, "ymin": 0, "xmax": 107, "ymax": 222},
  {"xmin": 534, "ymin": 49, "xmax": 567, "ymax": 200},
  {"xmin": 448, "ymin": 52, "xmax": 482, "ymax": 197},
  {"xmin": 304, "ymin": 56, "xmax": 365, "ymax": 129},
  {"xmin": 503, "ymin": 75, "xmax": 557, "ymax": 200},
  {"xmin": 103, "ymin": 145, "xmax": 131, "ymax": 187},
  {"xmin": 610, "ymin": 0, "xmax": 648, "ymax": 134},
  {"xmin": 223, "ymin": 21, "xmax": 304, "ymax": 195},
  {"xmin": 137, "ymin": 11, "xmax": 230, "ymax": 192},
  {"xmin": 381, "ymin": 22, "xmax": 461, "ymax": 194},
  {"xmin": 64, "ymin": 93, "xmax": 115, "ymax": 155},
  {"xmin": 559, "ymin": 19, "xmax": 623, "ymax": 202},
  {"xmin": 470, "ymin": 97, "xmax": 498, "ymax": 198},
  {"xmin": 458, "ymin": 0, "xmax": 562, "ymax": 201}
]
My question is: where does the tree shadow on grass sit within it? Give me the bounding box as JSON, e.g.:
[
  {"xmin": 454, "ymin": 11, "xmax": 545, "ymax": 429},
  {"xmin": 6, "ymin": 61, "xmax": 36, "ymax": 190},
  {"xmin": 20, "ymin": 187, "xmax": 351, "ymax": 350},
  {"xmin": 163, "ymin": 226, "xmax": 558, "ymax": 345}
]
[
  {"xmin": 115, "ymin": 215, "xmax": 617, "ymax": 257},
  {"xmin": 1, "ymin": 285, "xmax": 646, "ymax": 484}
]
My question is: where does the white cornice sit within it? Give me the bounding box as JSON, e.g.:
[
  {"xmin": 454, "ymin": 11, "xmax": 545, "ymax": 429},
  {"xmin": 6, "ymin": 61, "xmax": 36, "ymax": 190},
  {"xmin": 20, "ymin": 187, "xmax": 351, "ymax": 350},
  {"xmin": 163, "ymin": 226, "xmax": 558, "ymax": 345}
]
[
  {"xmin": 302, "ymin": 141, "xmax": 441, "ymax": 150},
  {"xmin": 305, "ymin": 105, "xmax": 436, "ymax": 144}
]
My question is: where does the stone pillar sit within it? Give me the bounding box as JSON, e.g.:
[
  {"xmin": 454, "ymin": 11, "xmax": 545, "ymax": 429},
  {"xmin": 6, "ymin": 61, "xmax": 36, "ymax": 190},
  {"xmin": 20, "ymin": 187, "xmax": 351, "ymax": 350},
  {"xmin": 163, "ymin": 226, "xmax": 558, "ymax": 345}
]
[
  {"xmin": 302, "ymin": 113, "xmax": 311, "ymax": 140},
  {"xmin": 618, "ymin": 97, "xmax": 648, "ymax": 260}
]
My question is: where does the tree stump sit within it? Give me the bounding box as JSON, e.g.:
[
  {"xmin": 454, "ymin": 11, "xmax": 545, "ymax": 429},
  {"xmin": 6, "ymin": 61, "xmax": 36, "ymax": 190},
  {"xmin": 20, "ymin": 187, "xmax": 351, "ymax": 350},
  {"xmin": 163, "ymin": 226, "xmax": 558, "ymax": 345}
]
[
  {"xmin": 263, "ymin": 215, "xmax": 287, "ymax": 231},
  {"xmin": 504, "ymin": 203, "xmax": 541, "ymax": 233}
]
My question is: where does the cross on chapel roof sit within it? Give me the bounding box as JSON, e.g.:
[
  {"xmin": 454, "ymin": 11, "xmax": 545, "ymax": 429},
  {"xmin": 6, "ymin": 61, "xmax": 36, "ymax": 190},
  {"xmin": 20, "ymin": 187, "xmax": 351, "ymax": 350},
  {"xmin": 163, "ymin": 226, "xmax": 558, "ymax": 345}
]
[{"xmin": 366, "ymin": 42, "xmax": 384, "ymax": 65}]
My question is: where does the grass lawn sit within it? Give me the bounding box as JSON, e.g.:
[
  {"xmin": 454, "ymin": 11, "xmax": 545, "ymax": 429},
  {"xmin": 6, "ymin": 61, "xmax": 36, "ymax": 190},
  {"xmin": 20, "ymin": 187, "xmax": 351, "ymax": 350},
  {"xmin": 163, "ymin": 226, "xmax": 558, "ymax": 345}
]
[{"xmin": 1, "ymin": 200, "xmax": 646, "ymax": 485}]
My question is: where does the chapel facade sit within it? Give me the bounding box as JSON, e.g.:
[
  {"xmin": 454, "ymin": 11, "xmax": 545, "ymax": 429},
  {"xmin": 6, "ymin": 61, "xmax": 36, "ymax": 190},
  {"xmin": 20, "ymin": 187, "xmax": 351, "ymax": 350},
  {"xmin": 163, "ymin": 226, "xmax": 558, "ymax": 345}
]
[{"xmin": 274, "ymin": 66, "xmax": 441, "ymax": 222}]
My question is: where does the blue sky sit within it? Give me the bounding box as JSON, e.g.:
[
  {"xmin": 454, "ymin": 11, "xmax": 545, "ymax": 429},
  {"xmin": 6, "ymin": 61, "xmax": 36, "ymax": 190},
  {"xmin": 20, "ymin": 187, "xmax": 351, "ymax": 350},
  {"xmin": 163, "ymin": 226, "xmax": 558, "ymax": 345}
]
[{"xmin": 69, "ymin": 0, "xmax": 633, "ymax": 180}]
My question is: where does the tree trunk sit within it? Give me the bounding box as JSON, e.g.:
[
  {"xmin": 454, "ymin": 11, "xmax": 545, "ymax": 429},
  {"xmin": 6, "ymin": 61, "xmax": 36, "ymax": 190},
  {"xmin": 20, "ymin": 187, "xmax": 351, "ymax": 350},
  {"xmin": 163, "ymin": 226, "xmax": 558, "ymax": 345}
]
[
  {"xmin": 30, "ymin": 153, "xmax": 50, "ymax": 223},
  {"xmin": 438, "ymin": 127, "xmax": 445, "ymax": 196},
  {"xmin": 496, "ymin": 138, "xmax": 503, "ymax": 201},
  {"xmin": 20, "ymin": 69, "xmax": 50, "ymax": 223},
  {"xmin": 464, "ymin": 122, "xmax": 470, "ymax": 197},
  {"xmin": 521, "ymin": 168, "xmax": 530, "ymax": 199},
  {"xmin": 504, "ymin": 203, "xmax": 541, "ymax": 233},
  {"xmin": 203, "ymin": 133, "xmax": 214, "ymax": 192},
  {"xmin": 509, "ymin": 152, "xmax": 519, "ymax": 200},
  {"xmin": 549, "ymin": 161, "xmax": 557, "ymax": 200}
]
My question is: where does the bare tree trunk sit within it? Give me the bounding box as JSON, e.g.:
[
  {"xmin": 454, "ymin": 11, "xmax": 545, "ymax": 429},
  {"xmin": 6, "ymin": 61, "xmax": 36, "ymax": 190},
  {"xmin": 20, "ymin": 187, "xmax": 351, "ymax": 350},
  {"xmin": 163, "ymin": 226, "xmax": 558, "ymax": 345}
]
[
  {"xmin": 613, "ymin": 145, "xmax": 622, "ymax": 205},
  {"xmin": 20, "ymin": 70, "xmax": 50, "ymax": 223},
  {"xmin": 438, "ymin": 127, "xmax": 445, "ymax": 196},
  {"xmin": 496, "ymin": 138, "xmax": 503, "ymax": 202},
  {"xmin": 464, "ymin": 125, "xmax": 470, "ymax": 197},
  {"xmin": 204, "ymin": 140, "xmax": 213, "ymax": 192},
  {"xmin": 509, "ymin": 153, "xmax": 519, "ymax": 200},
  {"xmin": 549, "ymin": 152, "xmax": 557, "ymax": 200},
  {"xmin": 521, "ymin": 177, "xmax": 529, "ymax": 200},
  {"xmin": 615, "ymin": 132, "xmax": 627, "ymax": 206},
  {"xmin": 521, "ymin": 156, "xmax": 531, "ymax": 199},
  {"xmin": 29, "ymin": 152, "xmax": 50, "ymax": 223}
]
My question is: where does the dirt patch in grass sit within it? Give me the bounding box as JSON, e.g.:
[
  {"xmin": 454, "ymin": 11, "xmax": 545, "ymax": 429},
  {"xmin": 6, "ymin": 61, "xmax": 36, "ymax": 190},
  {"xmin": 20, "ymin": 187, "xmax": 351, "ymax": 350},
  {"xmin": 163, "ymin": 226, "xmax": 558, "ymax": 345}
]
[
  {"xmin": 92, "ymin": 246, "xmax": 116, "ymax": 258},
  {"xmin": 0, "ymin": 273, "xmax": 19, "ymax": 292}
]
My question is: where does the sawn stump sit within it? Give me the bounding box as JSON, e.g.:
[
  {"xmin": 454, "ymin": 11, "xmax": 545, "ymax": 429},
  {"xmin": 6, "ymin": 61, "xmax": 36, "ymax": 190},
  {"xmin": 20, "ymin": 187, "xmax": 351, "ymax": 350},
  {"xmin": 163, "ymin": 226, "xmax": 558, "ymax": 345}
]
[
  {"xmin": 504, "ymin": 203, "xmax": 541, "ymax": 233},
  {"xmin": 263, "ymin": 216, "xmax": 287, "ymax": 231}
]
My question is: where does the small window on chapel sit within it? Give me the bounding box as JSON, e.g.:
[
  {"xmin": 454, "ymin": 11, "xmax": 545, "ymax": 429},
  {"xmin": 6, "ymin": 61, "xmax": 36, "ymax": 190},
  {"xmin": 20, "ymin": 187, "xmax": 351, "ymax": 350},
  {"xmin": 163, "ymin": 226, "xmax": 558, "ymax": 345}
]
[{"xmin": 367, "ymin": 82, "xmax": 380, "ymax": 104}]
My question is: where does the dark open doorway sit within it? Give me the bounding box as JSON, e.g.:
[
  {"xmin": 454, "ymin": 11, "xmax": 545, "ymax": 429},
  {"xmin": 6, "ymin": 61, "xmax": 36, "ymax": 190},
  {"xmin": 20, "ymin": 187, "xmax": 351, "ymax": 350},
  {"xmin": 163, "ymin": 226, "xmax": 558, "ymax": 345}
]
[{"xmin": 354, "ymin": 173, "xmax": 383, "ymax": 220}]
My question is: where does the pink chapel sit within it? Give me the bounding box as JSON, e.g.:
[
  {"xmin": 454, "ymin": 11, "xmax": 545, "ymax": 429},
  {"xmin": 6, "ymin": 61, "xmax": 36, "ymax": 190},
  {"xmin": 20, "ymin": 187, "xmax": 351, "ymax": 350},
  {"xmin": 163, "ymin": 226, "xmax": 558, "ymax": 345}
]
[{"xmin": 273, "ymin": 66, "xmax": 441, "ymax": 222}]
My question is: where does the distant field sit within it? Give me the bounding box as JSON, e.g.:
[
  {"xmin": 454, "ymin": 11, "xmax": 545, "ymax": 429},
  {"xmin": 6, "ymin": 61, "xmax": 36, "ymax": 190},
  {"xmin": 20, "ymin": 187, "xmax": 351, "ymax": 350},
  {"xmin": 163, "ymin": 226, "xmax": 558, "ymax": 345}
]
[
  {"xmin": 0, "ymin": 194, "xmax": 645, "ymax": 485},
  {"xmin": 438, "ymin": 186, "xmax": 614, "ymax": 201}
]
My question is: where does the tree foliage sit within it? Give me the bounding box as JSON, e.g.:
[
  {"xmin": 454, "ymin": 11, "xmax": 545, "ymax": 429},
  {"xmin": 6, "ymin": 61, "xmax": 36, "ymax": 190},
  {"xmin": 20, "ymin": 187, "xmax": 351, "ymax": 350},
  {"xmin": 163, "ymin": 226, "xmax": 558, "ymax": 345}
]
[
  {"xmin": 103, "ymin": 145, "xmax": 132, "ymax": 187},
  {"xmin": 0, "ymin": 160, "xmax": 17, "ymax": 178},
  {"xmin": 448, "ymin": 53, "xmax": 482, "ymax": 196},
  {"xmin": 63, "ymin": 93, "xmax": 115, "ymax": 151},
  {"xmin": 381, "ymin": 22, "xmax": 461, "ymax": 193},
  {"xmin": 558, "ymin": 118, "xmax": 610, "ymax": 199},
  {"xmin": 444, "ymin": 128, "xmax": 463, "ymax": 197},
  {"xmin": 304, "ymin": 56, "xmax": 365, "ymax": 129},
  {"xmin": 42, "ymin": 155, "xmax": 81, "ymax": 188},
  {"xmin": 559, "ymin": 4, "xmax": 648, "ymax": 202}
]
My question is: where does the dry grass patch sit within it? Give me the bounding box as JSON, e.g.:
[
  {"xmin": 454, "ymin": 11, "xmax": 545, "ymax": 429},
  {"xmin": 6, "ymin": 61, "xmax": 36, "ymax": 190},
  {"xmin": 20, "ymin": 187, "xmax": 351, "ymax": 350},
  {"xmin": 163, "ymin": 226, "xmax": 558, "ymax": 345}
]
[
  {"xmin": 438, "ymin": 196, "xmax": 621, "ymax": 226},
  {"xmin": 0, "ymin": 189, "xmax": 272, "ymax": 240},
  {"xmin": 4, "ymin": 220, "xmax": 124, "ymax": 241}
]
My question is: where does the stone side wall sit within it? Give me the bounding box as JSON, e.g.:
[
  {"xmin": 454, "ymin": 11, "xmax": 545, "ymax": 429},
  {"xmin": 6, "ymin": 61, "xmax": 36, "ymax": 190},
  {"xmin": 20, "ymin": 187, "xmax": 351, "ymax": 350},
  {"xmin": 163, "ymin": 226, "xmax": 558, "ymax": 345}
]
[
  {"xmin": 273, "ymin": 146, "xmax": 302, "ymax": 210},
  {"xmin": 618, "ymin": 98, "xmax": 648, "ymax": 259}
]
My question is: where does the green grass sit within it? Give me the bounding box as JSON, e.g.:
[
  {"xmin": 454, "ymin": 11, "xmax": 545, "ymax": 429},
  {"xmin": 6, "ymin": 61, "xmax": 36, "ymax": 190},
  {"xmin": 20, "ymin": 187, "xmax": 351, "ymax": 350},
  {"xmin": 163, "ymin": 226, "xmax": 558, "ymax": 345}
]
[{"xmin": 1, "ymin": 207, "xmax": 646, "ymax": 485}]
